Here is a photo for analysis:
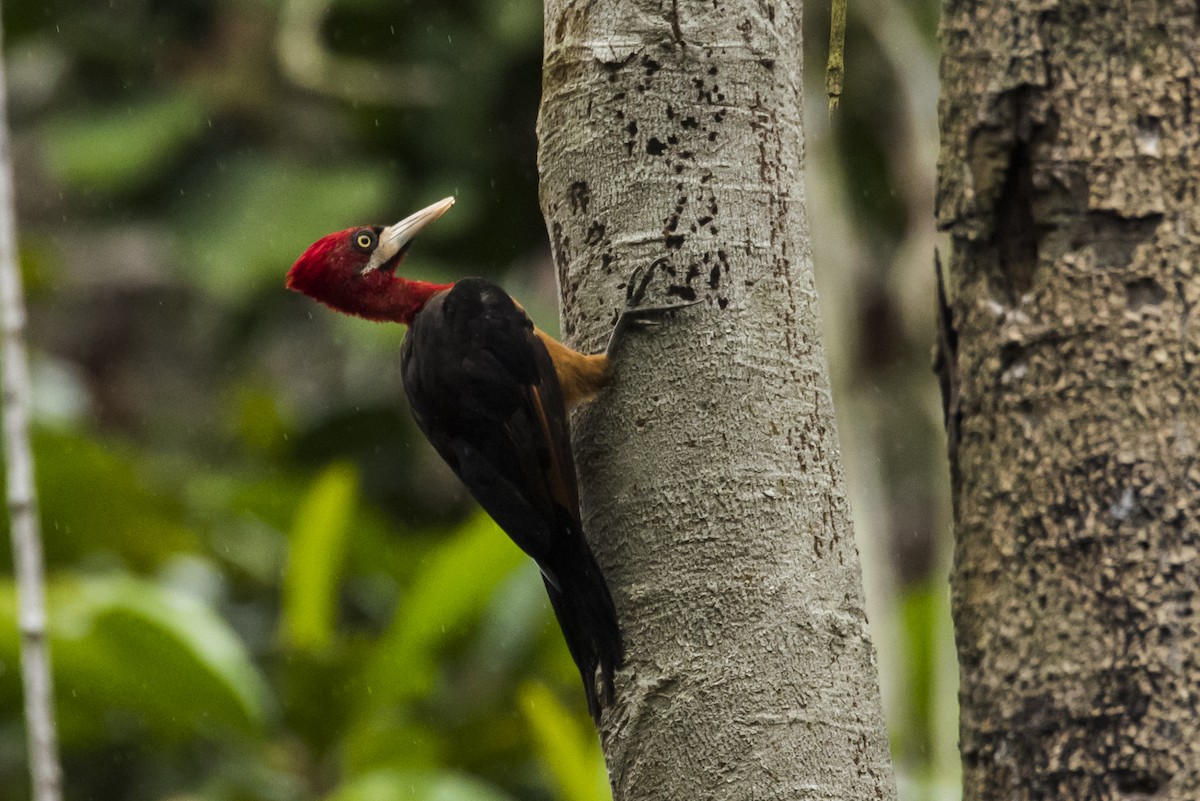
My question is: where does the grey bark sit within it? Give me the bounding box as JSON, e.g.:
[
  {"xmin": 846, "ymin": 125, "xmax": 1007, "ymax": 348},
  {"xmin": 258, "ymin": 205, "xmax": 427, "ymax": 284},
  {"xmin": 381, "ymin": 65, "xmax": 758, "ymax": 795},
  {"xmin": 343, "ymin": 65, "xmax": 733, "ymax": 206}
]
[
  {"xmin": 0, "ymin": 14, "xmax": 64, "ymax": 801},
  {"xmin": 538, "ymin": 1, "xmax": 896, "ymax": 799},
  {"xmin": 937, "ymin": 2, "xmax": 1200, "ymax": 799}
]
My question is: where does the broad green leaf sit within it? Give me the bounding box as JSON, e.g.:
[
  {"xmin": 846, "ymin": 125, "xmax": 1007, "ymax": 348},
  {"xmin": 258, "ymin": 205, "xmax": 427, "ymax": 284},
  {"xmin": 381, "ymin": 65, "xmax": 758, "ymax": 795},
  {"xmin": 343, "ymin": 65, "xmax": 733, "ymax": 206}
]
[
  {"xmin": 359, "ymin": 513, "xmax": 525, "ymax": 705},
  {"xmin": 0, "ymin": 575, "xmax": 271, "ymax": 743},
  {"xmin": 282, "ymin": 462, "xmax": 358, "ymax": 651},
  {"xmin": 3, "ymin": 429, "xmax": 199, "ymax": 571},
  {"xmin": 326, "ymin": 769, "xmax": 516, "ymax": 801},
  {"xmin": 519, "ymin": 682, "xmax": 609, "ymax": 801},
  {"xmin": 43, "ymin": 92, "xmax": 206, "ymax": 192}
]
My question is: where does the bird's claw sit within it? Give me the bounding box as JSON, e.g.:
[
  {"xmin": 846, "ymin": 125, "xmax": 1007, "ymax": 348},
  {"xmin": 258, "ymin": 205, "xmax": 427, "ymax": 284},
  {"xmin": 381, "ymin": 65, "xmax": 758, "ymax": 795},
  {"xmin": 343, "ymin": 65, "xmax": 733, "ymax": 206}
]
[
  {"xmin": 607, "ymin": 260, "xmax": 703, "ymax": 357},
  {"xmin": 621, "ymin": 258, "xmax": 702, "ymax": 312},
  {"xmin": 619, "ymin": 299, "xmax": 701, "ymax": 324},
  {"xmin": 624, "ymin": 263, "xmax": 655, "ymax": 308}
]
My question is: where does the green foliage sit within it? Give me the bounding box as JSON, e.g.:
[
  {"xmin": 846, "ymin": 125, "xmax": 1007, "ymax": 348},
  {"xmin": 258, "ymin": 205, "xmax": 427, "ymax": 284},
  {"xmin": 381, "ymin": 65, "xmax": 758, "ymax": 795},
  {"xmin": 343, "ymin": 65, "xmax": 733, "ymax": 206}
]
[
  {"xmin": 21, "ymin": 430, "xmax": 198, "ymax": 570},
  {"xmin": 178, "ymin": 157, "xmax": 396, "ymax": 297},
  {"xmin": 0, "ymin": 425, "xmax": 599, "ymax": 800},
  {"xmin": 519, "ymin": 682, "xmax": 608, "ymax": 801},
  {"xmin": 326, "ymin": 769, "xmax": 516, "ymax": 801},
  {"xmin": 361, "ymin": 513, "xmax": 526, "ymax": 706},
  {"xmin": 893, "ymin": 579, "xmax": 960, "ymax": 797},
  {"xmin": 282, "ymin": 462, "xmax": 358, "ymax": 651},
  {"xmin": 42, "ymin": 92, "xmax": 207, "ymax": 193},
  {"xmin": 0, "ymin": 575, "xmax": 269, "ymax": 744}
]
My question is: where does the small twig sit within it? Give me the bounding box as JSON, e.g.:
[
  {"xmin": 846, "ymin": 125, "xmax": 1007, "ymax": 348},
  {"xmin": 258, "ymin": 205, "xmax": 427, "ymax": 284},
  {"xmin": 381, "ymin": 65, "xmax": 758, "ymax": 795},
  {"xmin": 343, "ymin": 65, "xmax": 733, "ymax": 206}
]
[
  {"xmin": 825, "ymin": 0, "xmax": 846, "ymax": 116},
  {"xmin": 0, "ymin": 14, "xmax": 63, "ymax": 801}
]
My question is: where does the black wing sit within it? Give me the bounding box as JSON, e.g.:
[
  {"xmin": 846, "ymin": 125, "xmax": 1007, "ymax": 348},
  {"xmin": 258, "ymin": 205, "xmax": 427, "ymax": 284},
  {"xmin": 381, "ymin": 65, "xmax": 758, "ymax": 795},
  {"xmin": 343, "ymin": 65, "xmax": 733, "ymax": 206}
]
[{"xmin": 401, "ymin": 277, "xmax": 622, "ymax": 720}]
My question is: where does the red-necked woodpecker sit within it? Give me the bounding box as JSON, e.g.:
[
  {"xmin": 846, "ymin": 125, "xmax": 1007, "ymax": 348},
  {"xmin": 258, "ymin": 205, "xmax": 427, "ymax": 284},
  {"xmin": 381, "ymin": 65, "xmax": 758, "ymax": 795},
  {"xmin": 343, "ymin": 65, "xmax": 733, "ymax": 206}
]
[{"xmin": 288, "ymin": 197, "xmax": 694, "ymax": 721}]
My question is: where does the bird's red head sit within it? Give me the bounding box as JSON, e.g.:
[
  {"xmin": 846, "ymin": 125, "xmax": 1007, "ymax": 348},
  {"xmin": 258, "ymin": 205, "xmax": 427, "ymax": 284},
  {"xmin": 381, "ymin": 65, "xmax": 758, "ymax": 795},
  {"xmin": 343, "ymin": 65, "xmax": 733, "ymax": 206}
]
[{"xmin": 287, "ymin": 197, "xmax": 455, "ymax": 325}]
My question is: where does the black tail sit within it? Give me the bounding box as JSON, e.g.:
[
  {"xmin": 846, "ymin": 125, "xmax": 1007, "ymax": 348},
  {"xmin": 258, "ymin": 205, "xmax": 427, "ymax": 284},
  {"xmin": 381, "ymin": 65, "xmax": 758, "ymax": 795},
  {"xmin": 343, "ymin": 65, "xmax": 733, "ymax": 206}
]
[{"xmin": 541, "ymin": 545, "xmax": 624, "ymax": 723}]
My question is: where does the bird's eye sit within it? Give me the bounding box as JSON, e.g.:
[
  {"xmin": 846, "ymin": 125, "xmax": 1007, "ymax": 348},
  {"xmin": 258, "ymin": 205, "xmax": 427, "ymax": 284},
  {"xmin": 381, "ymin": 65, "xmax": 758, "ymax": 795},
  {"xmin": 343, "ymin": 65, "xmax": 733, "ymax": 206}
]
[{"xmin": 352, "ymin": 229, "xmax": 377, "ymax": 253}]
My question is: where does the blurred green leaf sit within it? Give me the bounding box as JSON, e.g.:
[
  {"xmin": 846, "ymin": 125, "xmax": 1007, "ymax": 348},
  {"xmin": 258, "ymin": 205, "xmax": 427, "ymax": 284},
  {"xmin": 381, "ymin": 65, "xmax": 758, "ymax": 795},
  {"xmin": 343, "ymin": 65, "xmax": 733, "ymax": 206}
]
[
  {"xmin": 898, "ymin": 580, "xmax": 941, "ymax": 764},
  {"xmin": 42, "ymin": 92, "xmax": 206, "ymax": 192},
  {"xmin": 178, "ymin": 157, "xmax": 394, "ymax": 297},
  {"xmin": 519, "ymin": 682, "xmax": 608, "ymax": 801},
  {"xmin": 359, "ymin": 513, "xmax": 525, "ymax": 706},
  {"xmin": 340, "ymin": 708, "xmax": 446, "ymax": 777},
  {"xmin": 0, "ymin": 574, "xmax": 270, "ymax": 744},
  {"xmin": 282, "ymin": 462, "xmax": 358, "ymax": 651},
  {"xmin": 897, "ymin": 579, "xmax": 960, "ymax": 790},
  {"xmin": 7, "ymin": 429, "xmax": 199, "ymax": 571},
  {"xmin": 326, "ymin": 768, "xmax": 516, "ymax": 801},
  {"xmin": 235, "ymin": 386, "xmax": 291, "ymax": 456},
  {"xmin": 902, "ymin": 577, "xmax": 955, "ymax": 791}
]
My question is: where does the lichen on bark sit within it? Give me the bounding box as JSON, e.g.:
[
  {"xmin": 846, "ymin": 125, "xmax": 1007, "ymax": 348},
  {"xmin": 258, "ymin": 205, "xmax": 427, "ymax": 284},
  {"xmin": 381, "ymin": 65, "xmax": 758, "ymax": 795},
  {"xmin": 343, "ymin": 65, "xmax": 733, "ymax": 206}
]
[
  {"xmin": 539, "ymin": 0, "xmax": 896, "ymax": 799},
  {"xmin": 937, "ymin": 2, "xmax": 1200, "ymax": 798}
]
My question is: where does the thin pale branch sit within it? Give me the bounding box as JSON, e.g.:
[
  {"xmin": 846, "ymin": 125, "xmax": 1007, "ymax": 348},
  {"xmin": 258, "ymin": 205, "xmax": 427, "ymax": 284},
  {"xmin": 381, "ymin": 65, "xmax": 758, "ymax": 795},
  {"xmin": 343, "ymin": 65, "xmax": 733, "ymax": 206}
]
[
  {"xmin": 0, "ymin": 14, "xmax": 64, "ymax": 801},
  {"xmin": 826, "ymin": 0, "xmax": 846, "ymax": 115}
]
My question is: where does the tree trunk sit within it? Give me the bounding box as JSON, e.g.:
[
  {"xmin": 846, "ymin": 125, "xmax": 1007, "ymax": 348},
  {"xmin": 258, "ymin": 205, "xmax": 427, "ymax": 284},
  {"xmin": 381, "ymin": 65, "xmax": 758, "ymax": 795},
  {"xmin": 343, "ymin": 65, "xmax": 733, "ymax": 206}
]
[
  {"xmin": 937, "ymin": 3, "xmax": 1200, "ymax": 799},
  {"xmin": 538, "ymin": 2, "xmax": 896, "ymax": 799}
]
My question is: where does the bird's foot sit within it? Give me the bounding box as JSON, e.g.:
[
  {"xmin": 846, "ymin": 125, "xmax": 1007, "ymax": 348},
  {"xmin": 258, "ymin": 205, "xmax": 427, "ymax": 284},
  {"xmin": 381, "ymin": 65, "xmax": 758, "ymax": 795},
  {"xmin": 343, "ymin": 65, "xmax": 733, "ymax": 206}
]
[{"xmin": 606, "ymin": 260, "xmax": 702, "ymax": 358}]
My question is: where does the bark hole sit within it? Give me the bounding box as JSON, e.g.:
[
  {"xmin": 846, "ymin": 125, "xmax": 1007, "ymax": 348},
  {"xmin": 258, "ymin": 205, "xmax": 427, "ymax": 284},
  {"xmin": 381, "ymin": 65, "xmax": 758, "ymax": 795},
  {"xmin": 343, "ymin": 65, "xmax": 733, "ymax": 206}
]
[
  {"xmin": 568, "ymin": 181, "xmax": 591, "ymax": 214},
  {"xmin": 586, "ymin": 222, "xmax": 607, "ymax": 246},
  {"xmin": 1113, "ymin": 768, "xmax": 1167, "ymax": 797},
  {"xmin": 994, "ymin": 138, "xmax": 1038, "ymax": 296},
  {"xmin": 1125, "ymin": 277, "xmax": 1165, "ymax": 311},
  {"xmin": 998, "ymin": 340, "xmax": 1025, "ymax": 373},
  {"xmin": 1075, "ymin": 211, "xmax": 1164, "ymax": 270}
]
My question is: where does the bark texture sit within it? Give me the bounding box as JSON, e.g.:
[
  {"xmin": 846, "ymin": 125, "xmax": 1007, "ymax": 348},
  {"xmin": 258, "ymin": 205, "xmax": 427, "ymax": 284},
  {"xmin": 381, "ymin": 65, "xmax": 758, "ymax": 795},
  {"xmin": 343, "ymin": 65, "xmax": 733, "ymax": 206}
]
[
  {"xmin": 937, "ymin": 3, "xmax": 1200, "ymax": 799},
  {"xmin": 539, "ymin": 1, "xmax": 896, "ymax": 799}
]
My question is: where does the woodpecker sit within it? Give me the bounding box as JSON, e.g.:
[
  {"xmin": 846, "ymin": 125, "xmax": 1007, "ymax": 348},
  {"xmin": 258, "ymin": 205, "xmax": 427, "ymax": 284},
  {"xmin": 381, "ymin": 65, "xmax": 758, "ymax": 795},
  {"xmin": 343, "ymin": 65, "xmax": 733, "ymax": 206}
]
[{"xmin": 287, "ymin": 197, "xmax": 692, "ymax": 721}]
